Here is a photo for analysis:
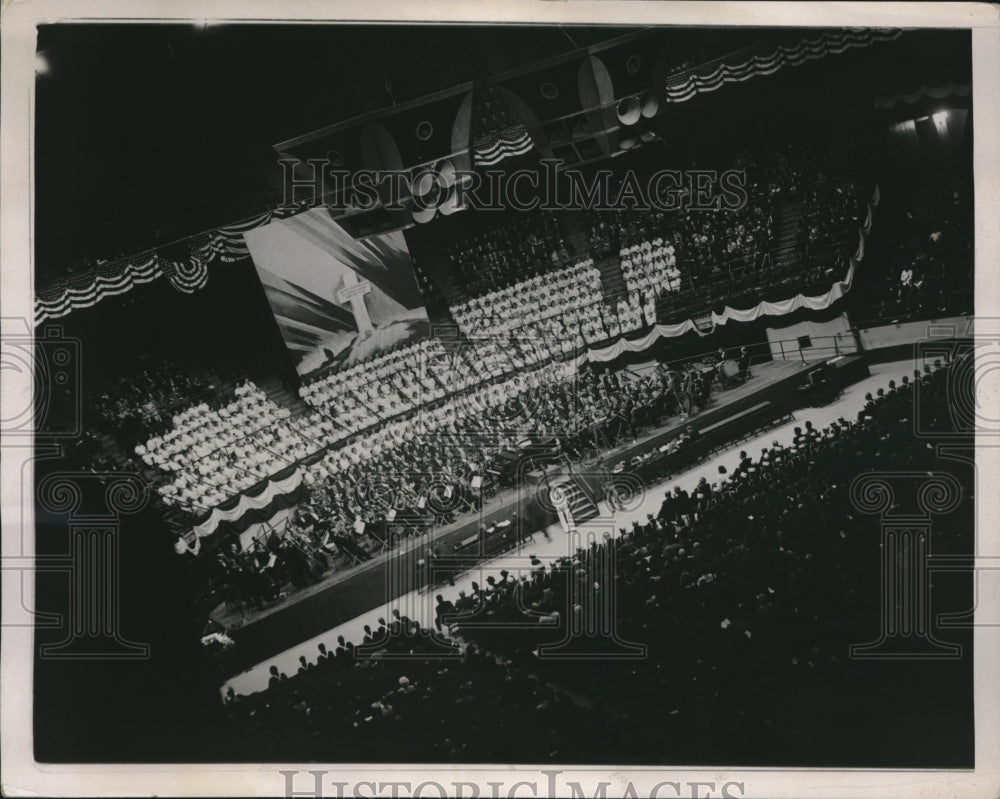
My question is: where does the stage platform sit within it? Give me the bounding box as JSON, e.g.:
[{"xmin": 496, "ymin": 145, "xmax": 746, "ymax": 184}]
[{"xmin": 214, "ymin": 355, "xmax": 867, "ymax": 676}]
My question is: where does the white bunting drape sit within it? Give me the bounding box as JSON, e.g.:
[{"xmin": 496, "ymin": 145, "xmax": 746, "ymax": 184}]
[
  {"xmin": 34, "ymin": 206, "xmax": 305, "ymax": 325},
  {"xmin": 665, "ymin": 29, "xmax": 903, "ymax": 104},
  {"xmin": 188, "ymin": 468, "xmax": 304, "ymax": 541}
]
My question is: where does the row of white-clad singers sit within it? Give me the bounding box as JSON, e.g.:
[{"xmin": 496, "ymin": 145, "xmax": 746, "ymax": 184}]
[
  {"xmin": 137, "ymin": 381, "xmax": 322, "ymax": 511},
  {"xmin": 144, "ymin": 334, "xmax": 577, "ymax": 513},
  {"xmin": 151, "ymin": 339, "xmax": 741, "ymax": 520},
  {"xmin": 499, "ymin": 287, "xmax": 657, "ymax": 350},
  {"xmin": 300, "ymin": 336, "xmax": 556, "ymax": 432},
  {"xmin": 450, "ymin": 266, "xmax": 664, "ymax": 347},
  {"xmin": 299, "ymin": 339, "xmax": 435, "ymax": 432},
  {"xmin": 620, "ymin": 236, "xmax": 684, "ymax": 296},
  {"xmin": 142, "ymin": 325, "xmax": 742, "ymax": 516},
  {"xmin": 450, "ymin": 260, "xmax": 602, "ymax": 339},
  {"xmin": 141, "ymin": 336, "xmax": 747, "ymax": 516}
]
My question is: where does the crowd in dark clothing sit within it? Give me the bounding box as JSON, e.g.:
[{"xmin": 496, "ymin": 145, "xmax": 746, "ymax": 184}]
[
  {"xmin": 90, "ymin": 354, "xmax": 210, "ymax": 439},
  {"xmin": 675, "ymin": 198, "xmax": 772, "ymax": 275},
  {"xmin": 855, "ymin": 183, "xmax": 972, "ymax": 324},
  {"xmin": 222, "ymin": 612, "xmax": 631, "ymax": 763},
  {"xmin": 210, "ymin": 531, "xmax": 331, "ymax": 615},
  {"xmin": 585, "ymin": 150, "xmax": 775, "ymax": 277},
  {"xmin": 582, "ymin": 138, "xmax": 870, "ymax": 330},
  {"xmin": 222, "ymin": 354, "xmax": 973, "ymax": 764},
  {"xmin": 446, "ymin": 211, "xmax": 571, "ymax": 297},
  {"xmin": 751, "ymin": 138, "xmax": 869, "ymax": 200},
  {"xmin": 798, "ymin": 176, "xmax": 867, "ymax": 263}
]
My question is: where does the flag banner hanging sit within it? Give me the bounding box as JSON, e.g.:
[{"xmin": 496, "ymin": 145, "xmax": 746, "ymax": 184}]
[
  {"xmin": 188, "ymin": 466, "xmax": 306, "ymax": 541},
  {"xmin": 33, "ymin": 207, "xmax": 308, "ymax": 324}
]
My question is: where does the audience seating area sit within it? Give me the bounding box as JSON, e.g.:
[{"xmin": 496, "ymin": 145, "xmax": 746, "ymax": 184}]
[
  {"xmin": 91, "ymin": 355, "xmax": 211, "ymax": 437},
  {"xmin": 444, "ymin": 211, "xmax": 570, "ymax": 297},
  {"xmin": 222, "ymin": 623, "xmax": 631, "ymax": 763},
  {"xmin": 798, "ymin": 176, "xmax": 867, "ymax": 262},
  {"xmin": 562, "ymin": 142, "xmax": 871, "ymax": 331},
  {"xmin": 756, "ymin": 138, "xmax": 870, "ymax": 199},
  {"xmin": 854, "ymin": 182, "xmax": 972, "ymax": 324},
  {"xmin": 676, "ymin": 198, "xmax": 772, "ymax": 275}
]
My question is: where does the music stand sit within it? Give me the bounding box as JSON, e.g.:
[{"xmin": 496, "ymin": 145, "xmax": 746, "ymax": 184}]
[{"xmin": 589, "ymin": 418, "xmax": 615, "ymax": 462}]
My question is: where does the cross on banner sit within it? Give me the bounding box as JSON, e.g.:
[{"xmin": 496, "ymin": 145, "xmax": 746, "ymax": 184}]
[{"xmin": 336, "ymin": 271, "xmax": 374, "ymax": 335}]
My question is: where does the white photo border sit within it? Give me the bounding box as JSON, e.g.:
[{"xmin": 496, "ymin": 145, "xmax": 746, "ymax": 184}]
[{"xmin": 3, "ymin": 2, "xmax": 999, "ymax": 797}]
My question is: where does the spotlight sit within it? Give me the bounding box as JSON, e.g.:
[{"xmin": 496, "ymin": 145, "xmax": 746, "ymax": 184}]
[
  {"xmin": 35, "ymin": 53, "xmax": 49, "ymax": 75},
  {"xmin": 932, "ymin": 110, "xmax": 949, "ymax": 125}
]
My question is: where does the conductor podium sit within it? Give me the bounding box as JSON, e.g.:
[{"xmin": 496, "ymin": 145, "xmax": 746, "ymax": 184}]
[{"xmin": 487, "ymin": 435, "xmax": 562, "ymax": 487}]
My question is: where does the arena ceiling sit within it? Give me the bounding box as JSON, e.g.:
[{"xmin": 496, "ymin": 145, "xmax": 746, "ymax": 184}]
[
  {"xmin": 34, "ymin": 23, "xmax": 640, "ymax": 271},
  {"xmin": 34, "ymin": 24, "xmax": 970, "ymax": 278}
]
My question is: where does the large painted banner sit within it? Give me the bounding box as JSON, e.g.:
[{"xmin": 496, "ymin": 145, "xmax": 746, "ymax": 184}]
[{"xmin": 244, "ymin": 209, "xmax": 429, "ymax": 376}]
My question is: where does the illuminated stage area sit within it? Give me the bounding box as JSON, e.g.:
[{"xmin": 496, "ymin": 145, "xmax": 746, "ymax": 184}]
[{"xmin": 213, "ymin": 356, "xmax": 871, "ymax": 675}]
